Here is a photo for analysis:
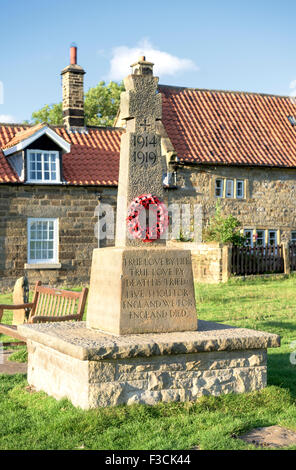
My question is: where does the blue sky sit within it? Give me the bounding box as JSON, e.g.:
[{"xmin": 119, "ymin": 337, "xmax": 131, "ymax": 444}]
[{"xmin": 1, "ymin": 0, "xmax": 296, "ymax": 123}]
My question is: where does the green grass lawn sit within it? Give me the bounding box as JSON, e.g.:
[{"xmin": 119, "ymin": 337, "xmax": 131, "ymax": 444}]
[{"xmin": 1, "ymin": 275, "xmax": 296, "ymax": 450}]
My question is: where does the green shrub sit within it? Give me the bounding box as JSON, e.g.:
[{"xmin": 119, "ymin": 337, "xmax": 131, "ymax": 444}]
[{"xmin": 203, "ymin": 201, "xmax": 246, "ymax": 246}]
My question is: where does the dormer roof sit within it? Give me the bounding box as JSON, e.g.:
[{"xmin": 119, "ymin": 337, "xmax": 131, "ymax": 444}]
[
  {"xmin": 2, "ymin": 122, "xmax": 71, "ymax": 155},
  {"xmin": 0, "ymin": 124, "xmax": 122, "ymax": 185}
]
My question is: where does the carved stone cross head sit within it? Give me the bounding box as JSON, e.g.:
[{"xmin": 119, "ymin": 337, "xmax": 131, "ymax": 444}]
[{"xmin": 119, "ymin": 57, "xmax": 162, "ymax": 133}]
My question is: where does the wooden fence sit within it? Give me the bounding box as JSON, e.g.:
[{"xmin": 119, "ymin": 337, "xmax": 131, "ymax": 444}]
[{"xmin": 231, "ymin": 245, "xmax": 284, "ymax": 276}]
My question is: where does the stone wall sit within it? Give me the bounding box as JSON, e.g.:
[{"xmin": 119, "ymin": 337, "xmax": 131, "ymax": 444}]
[
  {"xmin": 0, "ymin": 184, "xmax": 116, "ymax": 291},
  {"xmin": 168, "ymin": 241, "xmax": 231, "ymax": 284}
]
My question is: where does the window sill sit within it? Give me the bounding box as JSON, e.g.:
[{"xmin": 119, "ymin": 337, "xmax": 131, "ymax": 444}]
[{"xmin": 24, "ymin": 263, "xmax": 61, "ymax": 270}]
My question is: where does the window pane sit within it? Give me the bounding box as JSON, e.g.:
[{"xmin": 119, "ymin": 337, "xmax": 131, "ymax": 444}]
[
  {"xmin": 268, "ymin": 231, "xmax": 277, "ymax": 246},
  {"xmin": 28, "ymin": 219, "xmax": 57, "ymax": 263},
  {"xmin": 256, "ymin": 230, "xmax": 265, "ymax": 246},
  {"xmin": 236, "ymin": 180, "xmax": 244, "ymax": 198},
  {"xmin": 215, "ymin": 179, "xmax": 223, "ymax": 197},
  {"xmin": 291, "ymin": 231, "xmax": 296, "ymax": 242},
  {"xmin": 29, "ymin": 153, "xmax": 36, "ymax": 180},
  {"xmin": 226, "ymin": 180, "xmax": 234, "ymax": 198},
  {"xmin": 50, "ymin": 154, "xmax": 56, "ymax": 181},
  {"xmin": 28, "ymin": 152, "xmax": 58, "ymax": 182},
  {"xmin": 244, "ymin": 229, "xmax": 253, "ymax": 246}
]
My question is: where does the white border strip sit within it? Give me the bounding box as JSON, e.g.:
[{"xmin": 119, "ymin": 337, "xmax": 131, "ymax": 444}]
[{"xmin": 3, "ymin": 126, "xmax": 71, "ymax": 156}]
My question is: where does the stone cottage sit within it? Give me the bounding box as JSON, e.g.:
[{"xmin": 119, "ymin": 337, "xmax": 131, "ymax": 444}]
[{"xmin": 1, "ymin": 47, "xmax": 296, "ymax": 290}]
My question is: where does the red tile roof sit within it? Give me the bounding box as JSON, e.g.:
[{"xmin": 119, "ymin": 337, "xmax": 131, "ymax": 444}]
[
  {"xmin": 160, "ymin": 85, "xmax": 296, "ymax": 167},
  {"xmin": 2, "ymin": 122, "xmax": 46, "ymax": 150},
  {"xmin": 0, "ymin": 124, "xmax": 122, "ymax": 185},
  {"xmin": 2, "ymin": 85, "xmax": 296, "ymax": 185}
]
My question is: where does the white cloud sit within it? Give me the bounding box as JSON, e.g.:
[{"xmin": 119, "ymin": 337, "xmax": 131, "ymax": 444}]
[
  {"xmin": 108, "ymin": 38, "xmax": 198, "ymax": 81},
  {"xmin": 0, "ymin": 114, "xmax": 15, "ymax": 123}
]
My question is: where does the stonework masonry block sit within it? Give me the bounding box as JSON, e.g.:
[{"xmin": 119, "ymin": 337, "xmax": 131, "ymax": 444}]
[{"xmin": 19, "ymin": 320, "xmax": 280, "ymax": 409}]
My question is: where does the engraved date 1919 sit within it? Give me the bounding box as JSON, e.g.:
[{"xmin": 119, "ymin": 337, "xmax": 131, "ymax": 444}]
[{"xmin": 132, "ymin": 135, "xmax": 158, "ymax": 166}]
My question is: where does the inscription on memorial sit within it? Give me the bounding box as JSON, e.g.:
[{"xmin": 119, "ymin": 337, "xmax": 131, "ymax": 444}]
[{"xmin": 122, "ymin": 252, "xmax": 196, "ymax": 323}]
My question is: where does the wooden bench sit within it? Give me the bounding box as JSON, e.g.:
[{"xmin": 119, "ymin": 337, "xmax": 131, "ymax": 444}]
[{"xmin": 0, "ymin": 281, "xmax": 88, "ymax": 343}]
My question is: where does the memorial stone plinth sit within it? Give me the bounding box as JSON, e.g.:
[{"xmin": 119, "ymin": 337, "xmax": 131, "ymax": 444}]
[{"xmin": 18, "ymin": 320, "xmax": 280, "ymax": 409}]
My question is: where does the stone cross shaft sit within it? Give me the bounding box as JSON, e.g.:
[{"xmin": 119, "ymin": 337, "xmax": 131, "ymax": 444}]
[{"xmin": 115, "ymin": 58, "xmax": 167, "ymax": 247}]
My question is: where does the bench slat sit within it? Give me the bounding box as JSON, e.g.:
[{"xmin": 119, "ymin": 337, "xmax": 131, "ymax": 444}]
[
  {"xmin": 36, "ymin": 286, "xmax": 82, "ymax": 299},
  {"xmin": 44, "ymin": 293, "xmax": 51, "ymax": 317},
  {"xmin": 47, "ymin": 294, "xmax": 54, "ymax": 317},
  {"xmin": 51, "ymin": 294, "xmax": 58, "ymax": 317}
]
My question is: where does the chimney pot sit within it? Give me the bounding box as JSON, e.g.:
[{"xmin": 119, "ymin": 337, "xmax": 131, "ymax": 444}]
[{"xmin": 70, "ymin": 45, "xmax": 77, "ymax": 65}]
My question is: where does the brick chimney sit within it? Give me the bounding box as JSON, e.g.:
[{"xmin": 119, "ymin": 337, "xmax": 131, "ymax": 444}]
[{"xmin": 61, "ymin": 45, "xmax": 85, "ymax": 129}]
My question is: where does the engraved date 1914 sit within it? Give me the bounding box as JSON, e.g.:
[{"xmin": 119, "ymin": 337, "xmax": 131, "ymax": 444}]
[{"xmin": 132, "ymin": 134, "xmax": 158, "ymax": 166}]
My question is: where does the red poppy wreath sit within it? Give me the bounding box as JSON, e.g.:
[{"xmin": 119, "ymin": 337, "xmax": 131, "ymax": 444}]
[{"xmin": 126, "ymin": 194, "xmax": 169, "ymax": 242}]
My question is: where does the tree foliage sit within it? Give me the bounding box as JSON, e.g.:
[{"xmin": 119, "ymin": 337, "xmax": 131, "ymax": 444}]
[
  {"xmin": 31, "ymin": 103, "xmax": 63, "ymax": 126},
  {"xmin": 203, "ymin": 201, "xmax": 246, "ymax": 245},
  {"xmin": 84, "ymin": 81, "xmax": 125, "ymax": 126},
  {"xmin": 31, "ymin": 81, "xmax": 125, "ymax": 127}
]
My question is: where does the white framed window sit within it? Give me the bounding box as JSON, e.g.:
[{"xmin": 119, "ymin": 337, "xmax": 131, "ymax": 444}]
[
  {"xmin": 236, "ymin": 180, "xmax": 244, "ymax": 199},
  {"xmin": 244, "ymin": 229, "xmax": 253, "ymax": 247},
  {"xmin": 226, "ymin": 179, "xmax": 234, "ymax": 198},
  {"xmin": 268, "ymin": 230, "xmax": 277, "ymax": 246},
  {"xmin": 27, "ymin": 150, "xmax": 60, "ymax": 183},
  {"xmin": 27, "ymin": 218, "xmax": 58, "ymax": 264},
  {"xmin": 255, "ymin": 230, "xmax": 266, "ymax": 247},
  {"xmin": 215, "ymin": 178, "xmax": 223, "ymax": 197},
  {"xmin": 291, "ymin": 231, "xmax": 296, "ymax": 242}
]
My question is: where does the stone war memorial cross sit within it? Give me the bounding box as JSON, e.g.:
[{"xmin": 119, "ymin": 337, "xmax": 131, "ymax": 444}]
[
  {"xmin": 87, "ymin": 56, "xmax": 198, "ymax": 335},
  {"xmin": 18, "ymin": 58, "xmax": 280, "ymax": 409}
]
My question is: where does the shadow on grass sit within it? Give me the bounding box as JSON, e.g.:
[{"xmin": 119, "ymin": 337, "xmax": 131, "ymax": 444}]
[
  {"xmin": 267, "ymin": 352, "xmax": 296, "ymax": 399},
  {"xmin": 264, "ymin": 321, "xmax": 296, "ymax": 332}
]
